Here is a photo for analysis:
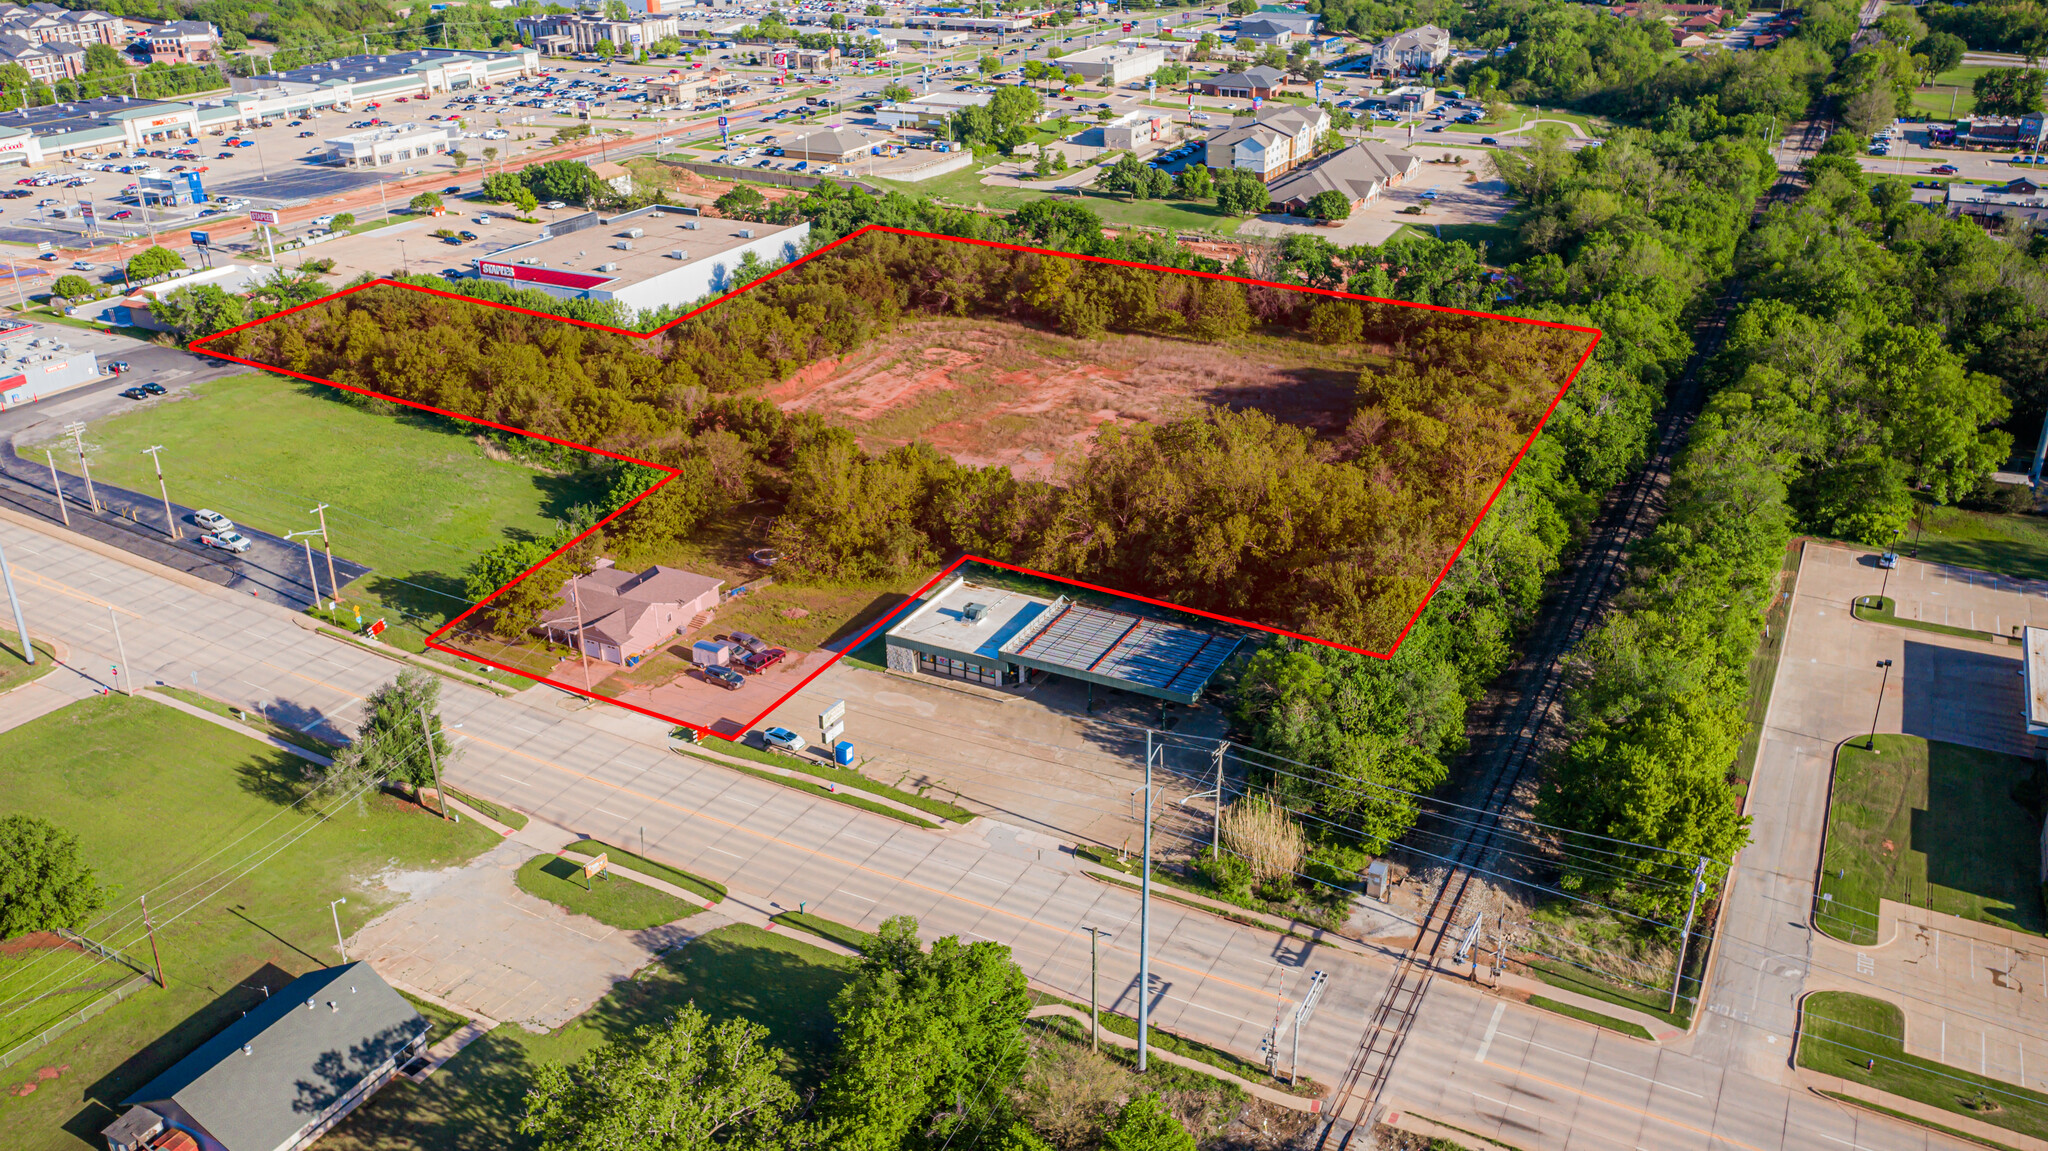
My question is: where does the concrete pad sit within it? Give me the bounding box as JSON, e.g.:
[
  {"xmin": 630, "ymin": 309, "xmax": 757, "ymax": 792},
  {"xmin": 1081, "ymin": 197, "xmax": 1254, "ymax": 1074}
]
[{"xmin": 350, "ymin": 827, "xmax": 707, "ymax": 1033}]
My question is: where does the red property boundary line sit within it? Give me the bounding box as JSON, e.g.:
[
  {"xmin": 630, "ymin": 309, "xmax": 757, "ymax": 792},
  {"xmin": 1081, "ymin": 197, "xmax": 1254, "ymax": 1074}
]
[{"xmin": 190, "ymin": 224, "xmax": 1602, "ymax": 739}]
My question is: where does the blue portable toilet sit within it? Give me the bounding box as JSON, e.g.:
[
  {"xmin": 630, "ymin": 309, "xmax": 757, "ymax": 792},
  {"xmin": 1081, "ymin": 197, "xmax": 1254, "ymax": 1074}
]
[{"xmin": 834, "ymin": 741, "xmax": 855, "ymax": 766}]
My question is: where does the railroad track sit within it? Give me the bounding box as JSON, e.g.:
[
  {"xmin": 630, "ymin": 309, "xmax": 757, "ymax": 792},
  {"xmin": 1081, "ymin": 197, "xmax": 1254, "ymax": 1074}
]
[{"xmin": 1314, "ymin": 170, "xmax": 1811, "ymax": 1146}]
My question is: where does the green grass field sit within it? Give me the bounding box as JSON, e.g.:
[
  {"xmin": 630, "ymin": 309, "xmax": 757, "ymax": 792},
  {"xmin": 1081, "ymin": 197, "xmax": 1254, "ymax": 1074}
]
[
  {"xmin": 0, "ymin": 639, "xmax": 56, "ymax": 694},
  {"xmin": 871, "ymin": 163, "xmax": 1249, "ymax": 235},
  {"xmin": 513, "ymin": 854, "xmax": 700, "ymax": 931},
  {"xmin": 1850, "ymin": 594, "xmax": 2000, "ymax": 643},
  {"xmin": 1799, "ymin": 991, "xmax": 2048, "ymax": 1142},
  {"xmin": 19, "ymin": 373, "xmax": 616, "ymax": 651},
  {"xmin": 1909, "ymin": 501, "xmax": 2048, "ymax": 583},
  {"xmin": 0, "ymin": 694, "xmax": 499, "ymax": 1149},
  {"xmin": 1818, "ymin": 735, "xmax": 2045, "ymax": 944},
  {"xmin": 1913, "ymin": 64, "xmax": 1996, "ymax": 119},
  {"xmin": 323, "ymin": 924, "xmax": 856, "ymax": 1151},
  {"xmin": 1526, "ymin": 995, "xmax": 1656, "ymax": 1041},
  {"xmin": 563, "ymin": 839, "xmax": 725, "ymax": 902}
]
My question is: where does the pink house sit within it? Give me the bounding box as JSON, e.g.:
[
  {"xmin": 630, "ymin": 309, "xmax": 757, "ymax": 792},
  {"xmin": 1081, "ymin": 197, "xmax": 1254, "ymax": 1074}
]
[{"xmin": 539, "ymin": 563, "xmax": 724, "ymax": 665}]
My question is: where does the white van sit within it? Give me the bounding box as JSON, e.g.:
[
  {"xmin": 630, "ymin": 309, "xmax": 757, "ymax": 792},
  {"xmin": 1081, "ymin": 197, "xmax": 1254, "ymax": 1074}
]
[{"xmin": 311, "ymin": 214, "xmax": 335, "ymax": 228}]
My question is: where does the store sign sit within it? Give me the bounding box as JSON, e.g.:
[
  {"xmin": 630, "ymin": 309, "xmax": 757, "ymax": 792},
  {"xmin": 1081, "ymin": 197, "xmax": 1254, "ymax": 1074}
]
[
  {"xmin": 190, "ymin": 230, "xmax": 210, "ymax": 246},
  {"xmin": 248, "ymin": 208, "xmax": 280, "ymax": 225},
  {"xmin": 479, "ymin": 261, "xmax": 515, "ymax": 278}
]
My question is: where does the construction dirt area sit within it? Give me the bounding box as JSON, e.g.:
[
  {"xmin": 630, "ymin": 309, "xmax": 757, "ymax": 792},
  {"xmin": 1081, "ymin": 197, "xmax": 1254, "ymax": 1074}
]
[{"xmin": 761, "ymin": 317, "xmax": 1370, "ymax": 480}]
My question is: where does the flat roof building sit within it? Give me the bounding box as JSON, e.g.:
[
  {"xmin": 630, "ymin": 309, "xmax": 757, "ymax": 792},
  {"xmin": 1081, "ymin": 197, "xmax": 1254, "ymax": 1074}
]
[
  {"xmin": 475, "ymin": 207, "xmax": 809, "ymax": 318},
  {"xmin": 1059, "ymin": 44, "xmax": 1167, "ymax": 86},
  {"xmin": 884, "ymin": 576, "xmax": 1240, "ymax": 705},
  {"xmin": 874, "ymin": 89, "xmax": 987, "ymax": 129},
  {"xmin": 779, "ymin": 125, "xmax": 881, "ymax": 162},
  {"xmin": 324, "ymin": 121, "xmax": 459, "ymax": 167}
]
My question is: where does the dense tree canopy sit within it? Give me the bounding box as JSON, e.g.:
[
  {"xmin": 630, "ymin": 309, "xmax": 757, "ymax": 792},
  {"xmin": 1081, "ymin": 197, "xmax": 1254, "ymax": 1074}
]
[{"xmin": 0, "ymin": 814, "xmax": 107, "ymax": 940}]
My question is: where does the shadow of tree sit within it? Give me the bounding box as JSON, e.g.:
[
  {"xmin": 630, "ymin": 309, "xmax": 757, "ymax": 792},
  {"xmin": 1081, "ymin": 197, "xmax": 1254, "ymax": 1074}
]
[
  {"xmin": 66, "ymin": 962, "xmax": 301, "ymax": 1146},
  {"xmin": 531, "ymin": 470, "xmax": 612, "ymax": 526},
  {"xmin": 234, "ymin": 747, "xmax": 321, "ymax": 808},
  {"xmin": 259, "ymin": 694, "xmax": 351, "ymax": 748},
  {"xmin": 321, "ymin": 1030, "xmax": 539, "ymax": 1151},
  {"xmin": 822, "ymin": 591, "xmax": 921, "ymax": 655},
  {"xmin": 362, "ymin": 571, "xmax": 472, "ymax": 629}
]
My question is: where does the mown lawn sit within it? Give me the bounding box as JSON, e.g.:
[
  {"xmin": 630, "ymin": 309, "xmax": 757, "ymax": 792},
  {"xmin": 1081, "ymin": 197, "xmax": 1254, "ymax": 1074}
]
[
  {"xmin": 323, "ymin": 925, "xmax": 856, "ymax": 1151},
  {"xmin": 1817, "ymin": 735, "xmax": 2044, "ymax": 943},
  {"xmin": 0, "ymin": 639, "xmax": 55, "ymax": 693},
  {"xmin": 871, "ymin": 163, "xmax": 1249, "ymax": 235},
  {"xmin": 513, "ymin": 854, "xmax": 699, "ymax": 932},
  {"xmin": 1909, "ymin": 500, "xmax": 2048, "ymax": 583},
  {"xmin": 0, "ymin": 695, "xmax": 499, "ymax": 1150},
  {"xmin": 19, "ymin": 373, "xmax": 618, "ymax": 648},
  {"xmin": 1799, "ymin": 990, "xmax": 2048, "ymax": 1142}
]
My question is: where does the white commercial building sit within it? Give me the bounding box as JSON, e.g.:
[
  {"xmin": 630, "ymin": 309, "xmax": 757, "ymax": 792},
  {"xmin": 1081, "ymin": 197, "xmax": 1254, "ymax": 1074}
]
[
  {"xmin": 1057, "ymin": 43, "xmax": 1166, "ymax": 85},
  {"xmin": 325, "ymin": 121, "xmax": 461, "ymax": 167},
  {"xmin": 1102, "ymin": 108, "xmax": 1172, "ymax": 150},
  {"xmin": 474, "ymin": 208, "xmax": 809, "ymax": 317},
  {"xmin": 874, "ymin": 89, "xmax": 988, "ymax": 129},
  {"xmin": 0, "ymin": 322, "xmax": 99, "ymax": 409}
]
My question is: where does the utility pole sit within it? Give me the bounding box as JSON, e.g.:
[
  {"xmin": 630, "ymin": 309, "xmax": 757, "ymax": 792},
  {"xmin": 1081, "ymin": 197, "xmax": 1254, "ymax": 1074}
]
[
  {"xmin": 64, "ymin": 422, "xmax": 100, "ymax": 514},
  {"xmin": 572, "ymin": 578, "xmax": 591, "ymax": 690},
  {"xmin": 421, "ymin": 707, "xmax": 448, "ymax": 819},
  {"xmin": 107, "ymin": 605, "xmax": 130, "ymax": 695},
  {"xmin": 1211, "ymin": 740, "xmax": 1226, "ymax": 853},
  {"xmin": 140, "ymin": 895, "xmax": 165, "ymax": 988},
  {"xmin": 1138, "ymin": 729, "xmax": 1154, "ymax": 1072},
  {"xmin": 43, "ymin": 450, "xmax": 68, "ymax": 526},
  {"xmin": 140, "ymin": 446, "xmax": 179, "ymax": 539},
  {"xmin": 1668, "ymin": 857, "xmax": 1708, "ymax": 1014},
  {"xmin": 310, "ymin": 503, "xmax": 339, "ymax": 607},
  {"xmin": 0, "ymin": 537, "xmax": 32, "ymax": 665}
]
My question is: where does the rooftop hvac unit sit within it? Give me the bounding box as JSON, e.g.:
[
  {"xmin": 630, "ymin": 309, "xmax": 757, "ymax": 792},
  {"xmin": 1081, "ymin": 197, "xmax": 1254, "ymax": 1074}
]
[
  {"xmin": 682, "ymin": 220, "xmax": 700, "ymax": 229},
  {"xmin": 737, "ymin": 228, "xmax": 754, "ymax": 238},
  {"xmin": 597, "ymin": 262, "xmax": 619, "ymax": 272},
  {"xmin": 623, "ymin": 227, "xmax": 643, "ymax": 238},
  {"xmin": 614, "ymin": 239, "xmax": 633, "ymax": 250},
  {"xmin": 670, "ymin": 249, "xmax": 688, "ymax": 260},
  {"xmin": 962, "ymin": 602, "xmax": 988, "ymax": 622}
]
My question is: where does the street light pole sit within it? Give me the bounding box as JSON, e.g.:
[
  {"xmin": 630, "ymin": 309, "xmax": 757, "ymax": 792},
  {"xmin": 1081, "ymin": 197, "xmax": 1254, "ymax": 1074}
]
[
  {"xmin": 286, "ymin": 528, "xmax": 324, "ymax": 606},
  {"xmin": 330, "ymin": 897, "xmax": 349, "ymax": 962},
  {"xmin": 140, "ymin": 445, "xmax": 179, "ymax": 539},
  {"xmin": 1087, "ymin": 926, "xmax": 1110, "ymax": 1051},
  {"xmin": 107, "ymin": 604, "xmax": 130, "ymax": 695},
  {"xmin": 1867, "ymin": 658, "xmax": 1893, "ymax": 749},
  {"xmin": 43, "ymin": 450, "xmax": 69, "ymax": 527},
  {"xmin": 421, "ymin": 706, "xmax": 448, "ymax": 819}
]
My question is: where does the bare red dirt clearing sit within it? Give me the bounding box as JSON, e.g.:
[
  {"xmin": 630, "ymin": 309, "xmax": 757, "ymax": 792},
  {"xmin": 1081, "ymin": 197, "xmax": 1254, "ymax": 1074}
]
[{"xmin": 767, "ymin": 318, "xmax": 1366, "ymax": 480}]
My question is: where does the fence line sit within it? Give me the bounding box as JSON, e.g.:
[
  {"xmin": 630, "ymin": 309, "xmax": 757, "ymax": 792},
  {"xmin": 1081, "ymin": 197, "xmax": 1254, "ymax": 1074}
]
[{"xmin": 0, "ymin": 974, "xmax": 151, "ymax": 1071}]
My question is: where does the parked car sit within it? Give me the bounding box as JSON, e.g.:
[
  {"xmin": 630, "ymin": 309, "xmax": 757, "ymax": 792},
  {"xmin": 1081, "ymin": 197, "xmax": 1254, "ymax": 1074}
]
[
  {"xmin": 700, "ymin": 665, "xmax": 746, "ymax": 690},
  {"xmin": 1878, "ymin": 551, "xmax": 1899, "ymax": 569},
  {"xmin": 728, "ymin": 630, "xmax": 772, "ymax": 654},
  {"xmin": 761, "ymin": 726, "xmax": 807, "ymax": 754},
  {"xmin": 108, "ymin": 360, "xmax": 130, "ymax": 373},
  {"xmin": 119, "ymin": 385, "xmax": 150, "ymax": 400},
  {"xmin": 458, "ymin": 229, "xmax": 477, "ymax": 240},
  {"xmin": 199, "ymin": 530, "xmax": 252, "ymax": 554},
  {"xmin": 738, "ymin": 648, "xmax": 786, "ymax": 674},
  {"xmin": 193, "ymin": 509, "xmax": 234, "ymax": 533},
  {"xmin": 140, "ymin": 382, "xmax": 165, "ymax": 396}
]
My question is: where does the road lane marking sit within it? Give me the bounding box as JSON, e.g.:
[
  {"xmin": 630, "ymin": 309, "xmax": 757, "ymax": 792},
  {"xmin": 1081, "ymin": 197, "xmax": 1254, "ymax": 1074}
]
[
  {"xmin": 593, "ymin": 807, "xmax": 624, "ymax": 818},
  {"xmin": 1483, "ymin": 1059, "xmax": 1763, "ymax": 1151},
  {"xmin": 1470, "ymin": 1090, "xmax": 1528, "ymax": 1112},
  {"xmin": 1497, "ymin": 1032, "xmax": 1704, "ymax": 1098},
  {"xmin": 1474, "ymin": 1002, "xmax": 1504, "ymax": 1063},
  {"xmin": 15, "ymin": 553, "xmax": 1295, "ymax": 1008},
  {"xmin": 835, "ymin": 890, "xmax": 876, "ymax": 901}
]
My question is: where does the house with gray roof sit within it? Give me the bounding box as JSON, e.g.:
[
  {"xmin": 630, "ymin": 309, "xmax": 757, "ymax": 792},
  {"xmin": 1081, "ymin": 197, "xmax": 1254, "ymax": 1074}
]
[
  {"xmin": 1233, "ymin": 18, "xmax": 1297, "ymax": 47},
  {"xmin": 102, "ymin": 963, "xmax": 427, "ymax": 1151},
  {"xmin": 1202, "ymin": 100, "xmax": 1329, "ymax": 181},
  {"xmin": 1266, "ymin": 142, "xmax": 1421, "ymax": 212},
  {"xmin": 1196, "ymin": 63, "xmax": 1286, "ymax": 99}
]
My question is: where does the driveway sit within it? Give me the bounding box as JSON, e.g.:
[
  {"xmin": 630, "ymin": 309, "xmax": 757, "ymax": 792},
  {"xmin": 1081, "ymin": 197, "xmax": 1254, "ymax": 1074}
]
[{"xmin": 349, "ymin": 823, "xmax": 710, "ymax": 1032}]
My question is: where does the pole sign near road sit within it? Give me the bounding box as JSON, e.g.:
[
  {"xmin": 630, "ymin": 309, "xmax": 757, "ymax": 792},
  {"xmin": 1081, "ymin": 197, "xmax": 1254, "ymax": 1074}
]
[
  {"xmin": 819, "ymin": 698, "xmax": 846, "ymax": 731},
  {"xmin": 583, "ymin": 852, "xmax": 609, "ymax": 890},
  {"xmin": 190, "ymin": 230, "xmax": 210, "ymax": 247},
  {"xmin": 248, "ymin": 208, "xmax": 280, "ymax": 225},
  {"xmin": 719, "ymin": 114, "xmax": 729, "ymax": 148}
]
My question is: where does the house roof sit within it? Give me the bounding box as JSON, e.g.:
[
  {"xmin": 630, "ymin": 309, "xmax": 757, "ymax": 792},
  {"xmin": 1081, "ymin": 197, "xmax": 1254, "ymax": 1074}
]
[
  {"xmin": 1236, "ymin": 18, "xmax": 1294, "ymax": 37},
  {"xmin": 1377, "ymin": 23, "xmax": 1449, "ymax": 52},
  {"xmin": 120, "ymin": 963, "xmax": 424, "ymax": 1151},
  {"xmin": 1206, "ymin": 101, "xmax": 1326, "ymax": 152},
  {"xmin": 541, "ymin": 564, "xmax": 724, "ymax": 647},
  {"xmin": 786, "ymin": 125, "xmax": 873, "ymax": 157},
  {"xmin": 1204, "ymin": 64, "xmax": 1285, "ymax": 89},
  {"xmin": 1268, "ymin": 142, "xmax": 1419, "ymax": 204}
]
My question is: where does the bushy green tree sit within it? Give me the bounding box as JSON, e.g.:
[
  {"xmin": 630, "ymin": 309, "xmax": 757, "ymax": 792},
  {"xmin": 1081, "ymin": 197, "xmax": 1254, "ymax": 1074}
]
[
  {"xmin": 1103, "ymin": 1092, "xmax": 1195, "ymax": 1151},
  {"xmin": 153, "ymin": 283, "xmax": 243, "ymax": 342},
  {"xmin": 1974, "ymin": 66, "xmax": 2046, "ymax": 115},
  {"xmin": 126, "ymin": 245, "xmax": 185, "ymax": 280},
  {"xmin": 0, "ymin": 815, "xmax": 106, "ymax": 940},
  {"xmin": 1304, "ymin": 189, "xmax": 1351, "ymax": 220},
  {"xmin": 352, "ymin": 668, "xmax": 454, "ymax": 790},
  {"xmin": 409, "ymin": 191, "xmax": 443, "ymax": 213},
  {"xmin": 50, "ymin": 274, "xmax": 94, "ymax": 299},
  {"xmin": 1172, "ymin": 162, "xmax": 1212, "ymax": 200},
  {"xmin": 522, "ymin": 1006, "xmax": 799, "ymax": 1151},
  {"xmin": 1214, "ymin": 167, "xmax": 1268, "ymax": 215}
]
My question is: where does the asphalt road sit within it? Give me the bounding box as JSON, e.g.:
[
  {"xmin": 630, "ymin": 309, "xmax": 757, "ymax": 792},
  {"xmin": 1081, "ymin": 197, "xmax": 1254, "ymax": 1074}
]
[
  {"xmin": 0, "ymin": 336, "xmax": 369, "ymax": 610},
  {"xmin": 0, "ymin": 503, "xmax": 1993, "ymax": 1151}
]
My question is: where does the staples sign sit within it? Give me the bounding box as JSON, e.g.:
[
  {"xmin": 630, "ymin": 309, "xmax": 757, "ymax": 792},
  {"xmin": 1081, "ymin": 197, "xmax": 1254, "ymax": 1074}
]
[
  {"xmin": 479, "ymin": 261, "xmax": 515, "ymax": 278},
  {"xmin": 248, "ymin": 208, "xmax": 280, "ymax": 225}
]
